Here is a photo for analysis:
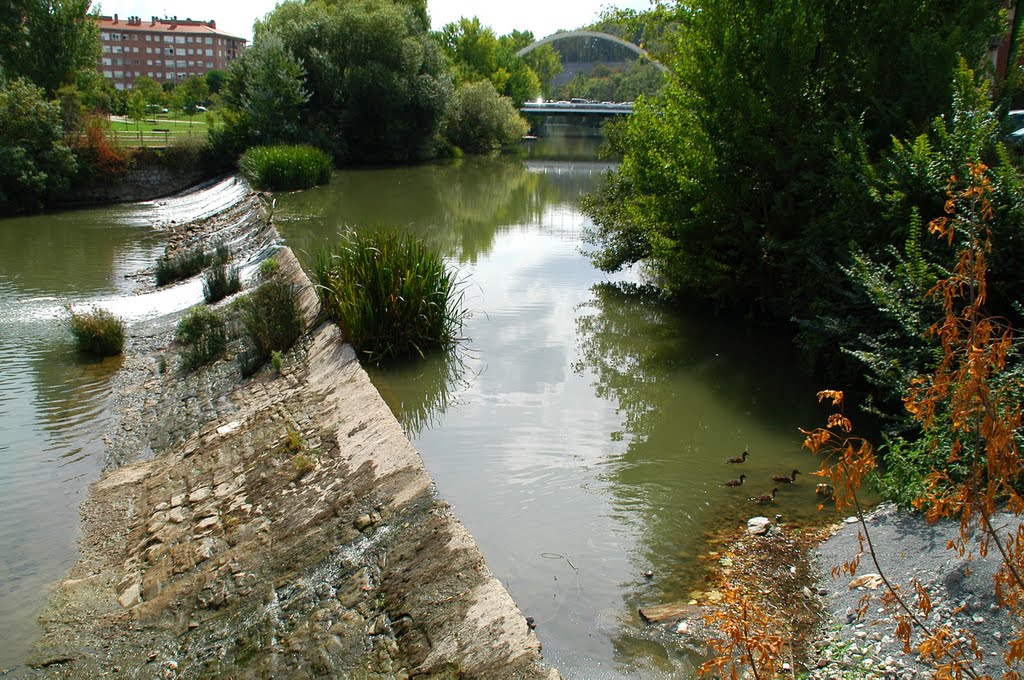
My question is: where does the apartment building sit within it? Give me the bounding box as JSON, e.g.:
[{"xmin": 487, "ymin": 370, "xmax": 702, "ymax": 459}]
[{"xmin": 97, "ymin": 14, "xmax": 246, "ymax": 90}]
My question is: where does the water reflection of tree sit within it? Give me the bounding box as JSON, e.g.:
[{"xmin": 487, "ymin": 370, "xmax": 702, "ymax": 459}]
[
  {"xmin": 366, "ymin": 346, "xmax": 473, "ymax": 439},
  {"xmin": 576, "ymin": 282, "xmax": 815, "ymax": 442},
  {"xmin": 278, "ymin": 156, "xmax": 568, "ymax": 267},
  {"xmin": 574, "ymin": 281, "xmax": 818, "ymax": 673}
]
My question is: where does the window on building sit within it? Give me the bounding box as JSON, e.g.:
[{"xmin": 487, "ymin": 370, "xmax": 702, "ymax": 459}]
[
  {"xmin": 115, "ymin": 82, "xmax": 125, "ymax": 90},
  {"xmin": 113, "ymin": 46, "xmax": 122, "ymax": 53},
  {"xmin": 165, "ymin": 47, "xmax": 174, "ymax": 55},
  {"xmin": 101, "ymin": 32, "xmax": 109, "ymax": 40},
  {"xmin": 206, "ymin": 62, "xmax": 213, "ymax": 68},
  {"xmin": 187, "ymin": 60, "xmax": 194, "ymax": 66},
  {"xmin": 205, "ymin": 37, "xmax": 212, "ymax": 44},
  {"xmin": 175, "ymin": 36, "xmax": 184, "ymax": 44},
  {"xmin": 164, "ymin": 35, "xmax": 173, "ymax": 43},
  {"xmin": 155, "ymin": 59, "xmax": 162, "ymax": 65},
  {"xmin": 121, "ymin": 34, "xmax": 128, "ymax": 40},
  {"xmin": 102, "ymin": 58, "xmax": 111, "ymax": 65},
  {"xmin": 145, "ymin": 35, "xmax": 151, "ymax": 41},
  {"xmin": 176, "ymin": 60, "xmax": 186, "ymax": 67},
  {"xmin": 133, "ymin": 47, "xmax": 139, "ymax": 53},
  {"xmin": 205, "ymin": 49, "xmax": 212, "ymax": 56},
  {"xmin": 103, "ymin": 70, "xmax": 112, "ymax": 77},
  {"xmin": 114, "ymin": 70, "xmax": 123, "ymax": 77},
  {"xmin": 102, "ymin": 45, "xmax": 110, "ymax": 53}
]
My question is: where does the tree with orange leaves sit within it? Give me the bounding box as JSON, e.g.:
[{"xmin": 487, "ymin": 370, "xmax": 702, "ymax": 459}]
[{"xmin": 804, "ymin": 161, "xmax": 1024, "ymax": 678}]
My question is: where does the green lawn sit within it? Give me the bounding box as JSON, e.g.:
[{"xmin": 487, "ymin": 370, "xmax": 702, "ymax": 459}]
[{"xmin": 108, "ymin": 111, "xmax": 209, "ymax": 147}]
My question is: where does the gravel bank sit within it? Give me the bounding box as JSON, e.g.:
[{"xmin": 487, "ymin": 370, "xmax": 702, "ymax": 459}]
[{"xmin": 809, "ymin": 503, "xmax": 1024, "ymax": 679}]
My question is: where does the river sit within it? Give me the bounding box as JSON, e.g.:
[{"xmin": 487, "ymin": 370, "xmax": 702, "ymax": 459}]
[
  {"xmin": 0, "ymin": 140, "xmax": 827, "ymax": 676},
  {"xmin": 274, "ymin": 137, "xmax": 827, "ymax": 677}
]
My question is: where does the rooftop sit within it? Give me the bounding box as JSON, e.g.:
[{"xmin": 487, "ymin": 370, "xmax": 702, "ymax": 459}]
[{"xmin": 96, "ymin": 14, "xmax": 245, "ymax": 42}]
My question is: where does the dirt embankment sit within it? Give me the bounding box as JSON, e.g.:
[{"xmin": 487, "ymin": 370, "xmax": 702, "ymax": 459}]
[{"xmin": 27, "ymin": 187, "xmax": 558, "ymax": 679}]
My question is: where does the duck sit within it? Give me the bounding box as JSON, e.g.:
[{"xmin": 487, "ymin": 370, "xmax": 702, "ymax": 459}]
[
  {"xmin": 771, "ymin": 469, "xmax": 801, "ymax": 484},
  {"xmin": 723, "ymin": 474, "xmax": 746, "ymax": 487},
  {"xmin": 815, "ymin": 483, "xmax": 835, "ymax": 500},
  {"xmin": 726, "ymin": 450, "xmax": 749, "ymax": 464},
  {"xmin": 748, "ymin": 488, "xmax": 778, "ymax": 504}
]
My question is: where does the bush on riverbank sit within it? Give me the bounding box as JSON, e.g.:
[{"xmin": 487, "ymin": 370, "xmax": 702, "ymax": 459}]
[
  {"xmin": 175, "ymin": 306, "xmax": 227, "ymax": 370},
  {"xmin": 237, "ymin": 273, "xmax": 303, "ymax": 376},
  {"xmin": 443, "ymin": 80, "xmax": 529, "ymax": 154},
  {"xmin": 0, "ymin": 77, "xmax": 78, "ymax": 215},
  {"xmin": 238, "ymin": 145, "xmax": 332, "ymax": 191},
  {"xmin": 66, "ymin": 306, "xmax": 126, "ymax": 357},
  {"xmin": 313, "ymin": 230, "xmax": 466, "ymax": 363}
]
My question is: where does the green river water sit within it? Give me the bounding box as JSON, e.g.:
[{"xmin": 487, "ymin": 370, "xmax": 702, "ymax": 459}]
[{"xmin": 0, "ymin": 140, "xmax": 833, "ymax": 676}]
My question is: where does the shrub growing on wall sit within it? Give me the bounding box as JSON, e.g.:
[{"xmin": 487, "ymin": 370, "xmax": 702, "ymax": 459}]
[
  {"xmin": 238, "ymin": 272, "xmax": 303, "ymax": 375},
  {"xmin": 175, "ymin": 306, "xmax": 227, "ymax": 370}
]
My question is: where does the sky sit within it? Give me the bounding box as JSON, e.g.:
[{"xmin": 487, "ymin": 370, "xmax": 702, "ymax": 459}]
[{"xmin": 94, "ymin": 0, "xmax": 654, "ymax": 43}]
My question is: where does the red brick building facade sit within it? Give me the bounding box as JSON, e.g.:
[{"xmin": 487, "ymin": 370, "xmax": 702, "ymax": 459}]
[{"xmin": 96, "ymin": 14, "xmax": 246, "ymax": 90}]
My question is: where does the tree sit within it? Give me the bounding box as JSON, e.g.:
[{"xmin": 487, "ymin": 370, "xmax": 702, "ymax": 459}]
[
  {"xmin": 254, "ymin": 0, "xmax": 451, "ymax": 163},
  {"xmin": 74, "ymin": 70, "xmax": 117, "ymax": 113},
  {"xmin": 443, "ymin": 80, "xmax": 528, "ymax": 153},
  {"xmin": 176, "ymin": 76, "xmax": 208, "ymax": 129},
  {"xmin": 132, "ymin": 76, "xmax": 163, "ymax": 109},
  {"xmin": 126, "ymin": 89, "xmax": 146, "ymax": 143},
  {"xmin": 0, "ymin": 0, "xmax": 100, "ymax": 95},
  {"xmin": 521, "ymin": 43, "xmax": 562, "ymax": 99},
  {"xmin": 222, "ymin": 35, "xmax": 308, "ymax": 145},
  {"xmin": 439, "ymin": 17, "xmax": 500, "ymax": 84},
  {"xmin": 204, "ymin": 69, "xmax": 227, "ymax": 95},
  {"xmin": 582, "ymin": 0, "xmax": 1001, "ymax": 324},
  {"xmin": 0, "ymin": 76, "xmax": 77, "ymax": 214},
  {"xmin": 438, "ymin": 17, "xmax": 543, "ymax": 106}
]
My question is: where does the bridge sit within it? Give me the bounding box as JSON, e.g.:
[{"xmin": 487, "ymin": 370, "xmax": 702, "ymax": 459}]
[
  {"xmin": 516, "ymin": 30, "xmax": 667, "ymax": 74},
  {"xmin": 520, "ymin": 100, "xmax": 634, "ymax": 116}
]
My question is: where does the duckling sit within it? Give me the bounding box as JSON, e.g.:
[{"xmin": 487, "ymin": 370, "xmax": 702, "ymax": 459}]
[
  {"xmin": 723, "ymin": 474, "xmax": 746, "ymax": 487},
  {"xmin": 748, "ymin": 488, "xmax": 778, "ymax": 504},
  {"xmin": 815, "ymin": 483, "xmax": 835, "ymax": 500},
  {"xmin": 726, "ymin": 450, "xmax": 749, "ymax": 464},
  {"xmin": 771, "ymin": 469, "xmax": 801, "ymax": 484}
]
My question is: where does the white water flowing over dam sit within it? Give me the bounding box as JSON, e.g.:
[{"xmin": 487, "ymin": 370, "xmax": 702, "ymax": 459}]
[{"xmin": 0, "ymin": 176, "xmax": 254, "ymax": 671}]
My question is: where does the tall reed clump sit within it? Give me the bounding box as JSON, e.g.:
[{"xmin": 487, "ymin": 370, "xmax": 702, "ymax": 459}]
[
  {"xmin": 175, "ymin": 306, "xmax": 227, "ymax": 370},
  {"xmin": 66, "ymin": 306, "xmax": 126, "ymax": 357},
  {"xmin": 237, "ymin": 266, "xmax": 303, "ymax": 376},
  {"xmin": 155, "ymin": 245, "xmax": 209, "ymax": 286},
  {"xmin": 238, "ymin": 145, "xmax": 332, "ymax": 191},
  {"xmin": 313, "ymin": 230, "xmax": 466, "ymax": 363},
  {"xmin": 203, "ymin": 264, "xmax": 241, "ymax": 303}
]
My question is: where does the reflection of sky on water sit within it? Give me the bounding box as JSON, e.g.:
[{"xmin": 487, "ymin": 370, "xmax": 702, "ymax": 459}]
[
  {"xmin": 273, "ymin": 150, "xmax": 830, "ymax": 677},
  {"xmin": 410, "ymin": 219, "xmax": 657, "ymax": 676}
]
